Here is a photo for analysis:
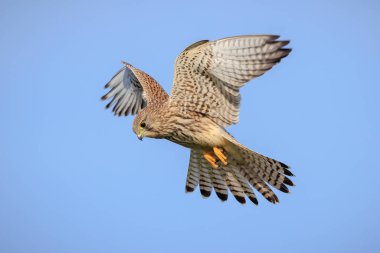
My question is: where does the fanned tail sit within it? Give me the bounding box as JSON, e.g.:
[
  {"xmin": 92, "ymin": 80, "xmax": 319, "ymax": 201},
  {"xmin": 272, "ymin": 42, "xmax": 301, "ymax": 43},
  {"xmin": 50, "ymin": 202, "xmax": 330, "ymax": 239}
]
[
  {"xmin": 185, "ymin": 142, "xmax": 295, "ymax": 205},
  {"xmin": 223, "ymin": 133, "xmax": 295, "ymax": 204}
]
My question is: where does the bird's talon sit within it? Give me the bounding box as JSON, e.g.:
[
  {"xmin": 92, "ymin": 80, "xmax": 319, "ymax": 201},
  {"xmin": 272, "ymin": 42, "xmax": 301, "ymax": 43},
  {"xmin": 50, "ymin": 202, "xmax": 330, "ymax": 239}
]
[
  {"xmin": 203, "ymin": 152, "xmax": 219, "ymax": 169},
  {"xmin": 213, "ymin": 147, "xmax": 228, "ymax": 165}
]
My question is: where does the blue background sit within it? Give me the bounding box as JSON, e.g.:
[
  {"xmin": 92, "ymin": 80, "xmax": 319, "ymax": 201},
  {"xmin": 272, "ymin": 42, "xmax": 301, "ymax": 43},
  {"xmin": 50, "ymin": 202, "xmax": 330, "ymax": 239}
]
[{"xmin": 1, "ymin": 0, "xmax": 379, "ymax": 252}]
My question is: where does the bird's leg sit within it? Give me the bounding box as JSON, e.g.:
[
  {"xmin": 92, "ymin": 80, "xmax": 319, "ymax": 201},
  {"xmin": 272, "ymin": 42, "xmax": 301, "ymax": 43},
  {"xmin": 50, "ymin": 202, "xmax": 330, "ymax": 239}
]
[
  {"xmin": 213, "ymin": 147, "xmax": 228, "ymax": 166},
  {"xmin": 203, "ymin": 152, "xmax": 219, "ymax": 169}
]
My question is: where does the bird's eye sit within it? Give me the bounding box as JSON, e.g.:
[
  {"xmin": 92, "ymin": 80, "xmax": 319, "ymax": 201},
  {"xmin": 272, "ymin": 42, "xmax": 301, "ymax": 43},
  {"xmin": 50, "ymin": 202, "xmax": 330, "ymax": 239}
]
[{"xmin": 140, "ymin": 122, "xmax": 146, "ymax": 128}]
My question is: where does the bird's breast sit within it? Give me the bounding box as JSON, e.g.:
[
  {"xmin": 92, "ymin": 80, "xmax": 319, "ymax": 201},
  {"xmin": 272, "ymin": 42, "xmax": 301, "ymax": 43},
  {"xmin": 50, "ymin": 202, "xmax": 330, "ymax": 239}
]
[{"xmin": 164, "ymin": 116, "xmax": 226, "ymax": 149}]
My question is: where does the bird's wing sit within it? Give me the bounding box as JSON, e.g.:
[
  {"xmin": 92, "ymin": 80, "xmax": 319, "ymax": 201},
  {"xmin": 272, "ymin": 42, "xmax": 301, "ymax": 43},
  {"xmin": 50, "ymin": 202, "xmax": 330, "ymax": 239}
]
[
  {"xmin": 102, "ymin": 61, "xmax": 168, "ymax": 116},
  {"xmin": 169, "ymin": 35, "xmax": 291, "ymax": 127}
]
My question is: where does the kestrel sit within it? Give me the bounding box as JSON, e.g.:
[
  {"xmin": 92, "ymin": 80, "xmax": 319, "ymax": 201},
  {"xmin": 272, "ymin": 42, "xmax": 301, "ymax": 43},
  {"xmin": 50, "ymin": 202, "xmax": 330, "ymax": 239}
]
[{"xmin": 102, "ymin": 35, "xmax": 294, "ymax": 205}]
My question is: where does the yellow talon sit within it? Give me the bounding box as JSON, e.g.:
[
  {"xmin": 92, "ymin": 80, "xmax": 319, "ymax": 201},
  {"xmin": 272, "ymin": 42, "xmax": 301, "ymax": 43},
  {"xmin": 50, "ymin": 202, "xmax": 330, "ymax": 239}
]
[
  {"xmin": 203, "ymin": 152, "xmax": 219, "ymax": 169},
  {"xmin": 213, "ymin": 147, "xmax": 228, "ymax": 166}
]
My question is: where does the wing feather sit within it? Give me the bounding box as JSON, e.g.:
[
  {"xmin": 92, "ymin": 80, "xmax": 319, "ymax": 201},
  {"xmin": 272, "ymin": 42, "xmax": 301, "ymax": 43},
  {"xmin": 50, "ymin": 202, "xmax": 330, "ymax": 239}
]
[
  {"xmin": 102, "ymin": 62, "xmax": 168, "ymax": 117},
  {"xmin": 169, "ymin": 35, "xmax": 291, "ymax": 127}
]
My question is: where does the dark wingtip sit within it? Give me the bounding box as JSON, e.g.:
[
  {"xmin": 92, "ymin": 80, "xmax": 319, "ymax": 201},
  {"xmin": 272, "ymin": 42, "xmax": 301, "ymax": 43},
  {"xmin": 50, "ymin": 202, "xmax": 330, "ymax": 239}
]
[
  {"xmin": 216, "ymin": 192, "xmax": 228, "ymax": 201},
  {"xmin": 185, "ymin": 185, "xmax": 195, "ymax": 193},
  {"xmin": 234, "ymin": 195, "xmax": 246, "ymax": 205},
  {"xmin": 268, "ymin": 40, "xmax": 290, "ymax": 47},
  {"xmin": 105, "ymin": 102, "xmax": 112, "ymax": 109},
  {"xmin": 269, "ymin": 35, "xmax": 280, "ymax": 40},
  {"xmin": 279, "ymin": 184, "xmax": 290, "ymax": 193},
  {"xmin": 281, "ymin": 40, "xmax": 290, "ymax": 47},
  {"xmin": 265, "ymin": 194, "xmax": 279, "ymax": 204},
  {"xmin": 283, "ymin": 168, "xmax": 294, "ymax": 177},
  {"xmin": 281, "ymin": 48, "xmax": 292, "ymax": 56},
  {"xmin": 283, "ymin": 177, "xmax": 295, "ymax": 186},
  {"xmin": 200, "ymin": 189, "xmax": 211, "ymax": 198},
  {"xmin": 101, "ymin": 94, "xmax": 108, "ymax": 100},
  {"xmin": 273, "ymin": 194, "xmax": 280, "ymax": 203},
  {"xmin": 249, "ymin": 196, "xmax": 259, "ymax": 205}
]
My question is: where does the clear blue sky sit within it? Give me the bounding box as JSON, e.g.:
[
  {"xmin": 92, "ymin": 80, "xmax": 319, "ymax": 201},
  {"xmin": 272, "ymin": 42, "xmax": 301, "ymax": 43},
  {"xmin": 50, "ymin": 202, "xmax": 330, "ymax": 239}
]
[{"xmin": 1, "ymin": 0, "xmax": 379, "ymax": 252}]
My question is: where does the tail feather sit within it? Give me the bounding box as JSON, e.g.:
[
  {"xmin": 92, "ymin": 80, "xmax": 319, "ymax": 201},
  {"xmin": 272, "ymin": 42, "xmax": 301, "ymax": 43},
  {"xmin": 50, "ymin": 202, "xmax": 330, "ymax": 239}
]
[
  {"xmin": 210, "ymin": 166, "xmax": 229, "ymax": 201},
  {"xmin": 221, "ymin": 169, "xmax": 246, "ymax": 204},
  {"xmin": 185, "ymin": 150, "xmax": 200, "ymax": 193},
  {"xmin": 185, "ymin": 138, "xmax": 295, "ymax": 205},
  {"xmin": 250, "ymin": 175, "xmax": 280, "ymax": 204},
  {"xmin": 223, "ymin": 133, "xmax": 295, "ymax": 203},
  {"xmin": 245, "ymin": 150, "xmax": 295, "ymax": 193},
  {"xmin": 198, "ymin": 155, "xmax": 213, "ymax": 198},
  {"xmin": 230, "ymin": 164, "xmax": 258, "ymax": 205},
  {"xmin": 236, "ymin": 161, "xmax": 279, "ymax": 204},
  {"xmin": 254, "ymin": 164, "xmax": 293, "ymax": 192}
]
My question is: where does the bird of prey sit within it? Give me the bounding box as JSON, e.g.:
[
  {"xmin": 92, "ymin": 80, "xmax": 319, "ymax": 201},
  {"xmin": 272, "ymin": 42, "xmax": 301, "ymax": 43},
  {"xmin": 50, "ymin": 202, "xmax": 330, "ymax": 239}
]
[{"xmin": 102, "ymin": 35, "xmax": 294, "ymax": 205}]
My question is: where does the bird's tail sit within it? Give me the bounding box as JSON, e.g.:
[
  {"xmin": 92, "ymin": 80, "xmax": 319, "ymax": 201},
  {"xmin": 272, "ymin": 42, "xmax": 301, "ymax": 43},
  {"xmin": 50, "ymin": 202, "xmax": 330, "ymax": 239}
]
[{"xmin": 185, "ymin": 134, "xmax": 295, "ymax": 205}]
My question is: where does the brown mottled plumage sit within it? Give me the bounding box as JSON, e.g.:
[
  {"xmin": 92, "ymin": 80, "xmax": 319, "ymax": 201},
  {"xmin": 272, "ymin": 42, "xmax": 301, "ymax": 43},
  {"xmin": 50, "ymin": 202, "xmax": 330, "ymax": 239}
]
[{"xmin": 102, "ymin": 35, "xmax": 294, "ymax": 205}]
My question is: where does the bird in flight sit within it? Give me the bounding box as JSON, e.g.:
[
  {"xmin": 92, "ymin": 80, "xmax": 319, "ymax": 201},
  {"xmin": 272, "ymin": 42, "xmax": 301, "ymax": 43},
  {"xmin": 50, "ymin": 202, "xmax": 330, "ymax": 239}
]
[{"xmin": 102, "ymin": 35, "xmax": 294, "ymax": 205}]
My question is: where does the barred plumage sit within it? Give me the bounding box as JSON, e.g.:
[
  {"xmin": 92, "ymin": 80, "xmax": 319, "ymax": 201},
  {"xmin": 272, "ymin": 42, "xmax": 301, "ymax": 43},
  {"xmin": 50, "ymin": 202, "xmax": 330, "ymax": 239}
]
[
  {"xmin": 170, "ymin": 35, "xmax": 291, "ymax": 127},
  {"xmin": 198, "ymin": 153, "xmax": 213, "ymax": 198},
  {"xmin": 210, "ymin": 166, "xmax": 228, "ymax": 201},
  {"xmin": 184, "ymin": 145, "xmax": 293, "ymax": 205},
  {"xmin": 185, "ymin": 150, "xmax": 200, "ymax": 193},
  {"xmin": 102, "ymin": 35, "xmax": 294, "ymax": 205},
  {"xmin": 101, "ymin": 61, "xmax": 168, "ymax": 117}
]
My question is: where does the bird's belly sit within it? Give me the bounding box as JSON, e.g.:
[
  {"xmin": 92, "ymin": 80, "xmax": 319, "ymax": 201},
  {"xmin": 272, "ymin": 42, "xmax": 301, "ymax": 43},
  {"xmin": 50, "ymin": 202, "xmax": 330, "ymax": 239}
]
[{"xmin": 165, "ymin": 118, "xmax": 226, "ymax": 149}]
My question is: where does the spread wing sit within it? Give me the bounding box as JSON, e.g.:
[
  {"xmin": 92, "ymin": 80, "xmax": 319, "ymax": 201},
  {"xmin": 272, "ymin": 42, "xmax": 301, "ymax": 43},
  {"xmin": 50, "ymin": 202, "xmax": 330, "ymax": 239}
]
[
  {"xmin": 102, "ymin": 61, "xmax": 168, "ymax": 116},
  {"xmin": 169, "ymin": 35, "xmax": 291, "ymax": 127}
]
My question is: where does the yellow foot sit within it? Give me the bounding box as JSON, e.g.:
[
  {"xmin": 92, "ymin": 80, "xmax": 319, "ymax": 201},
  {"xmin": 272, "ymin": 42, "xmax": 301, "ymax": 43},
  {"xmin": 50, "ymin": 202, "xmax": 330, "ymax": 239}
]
[
  {"xmin": 213, "ymin": 147, "xmax": 228, "ymax": 166},
  {"xmin": 203, "ymin": 152, "xmax": 219, "ymax": 169}
]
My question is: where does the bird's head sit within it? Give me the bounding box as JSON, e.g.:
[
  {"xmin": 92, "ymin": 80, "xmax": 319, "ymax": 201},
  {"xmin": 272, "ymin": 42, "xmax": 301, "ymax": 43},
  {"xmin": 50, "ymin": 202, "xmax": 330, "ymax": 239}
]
[{"xmin": 132, "ymin": 107, "xmax": 162, "ymax": 140}]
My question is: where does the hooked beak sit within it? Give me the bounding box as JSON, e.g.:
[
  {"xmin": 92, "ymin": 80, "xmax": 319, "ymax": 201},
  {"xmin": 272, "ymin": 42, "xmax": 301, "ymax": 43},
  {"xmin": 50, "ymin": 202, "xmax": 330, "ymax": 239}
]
[{"xmin": 137, "ymin": 134, "xmax": 143, "ymax": 141}]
